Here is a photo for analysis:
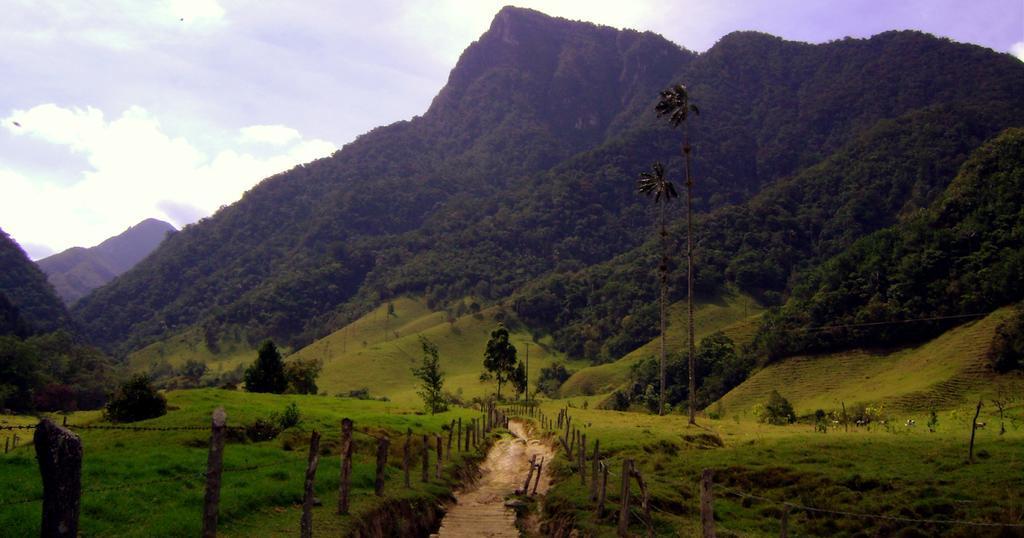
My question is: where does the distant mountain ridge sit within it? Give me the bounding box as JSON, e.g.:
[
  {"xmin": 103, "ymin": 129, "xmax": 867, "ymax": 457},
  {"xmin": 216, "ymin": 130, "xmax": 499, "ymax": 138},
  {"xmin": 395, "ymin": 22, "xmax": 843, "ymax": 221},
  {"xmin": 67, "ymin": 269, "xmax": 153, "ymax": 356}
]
[
  {"xmin": 37, "ymin": 219, "xmax": 176, "ymax": 305},
  {"xmin": 70, "ymin": 7, "xmax": 1024, "ymax": 358}
]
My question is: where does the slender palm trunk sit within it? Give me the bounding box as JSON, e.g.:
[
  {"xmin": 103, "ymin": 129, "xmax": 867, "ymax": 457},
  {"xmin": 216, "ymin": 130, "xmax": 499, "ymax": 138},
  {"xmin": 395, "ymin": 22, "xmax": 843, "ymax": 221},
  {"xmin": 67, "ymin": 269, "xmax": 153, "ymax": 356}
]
[
  {"xmin": 684, "ymin": 131, "xmax": 696, "ymax": 425},
  {"xmin": 659, "ymin": 202, "xmax": 668, "ymax": 416}
]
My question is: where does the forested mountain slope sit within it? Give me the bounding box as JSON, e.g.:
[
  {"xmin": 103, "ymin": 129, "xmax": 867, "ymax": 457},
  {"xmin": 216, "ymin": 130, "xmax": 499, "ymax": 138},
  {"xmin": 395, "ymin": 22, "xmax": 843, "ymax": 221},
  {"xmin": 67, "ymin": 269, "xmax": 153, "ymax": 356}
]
[
  {"xmin": 37, "ymin": 218, "xmax": 175, "ymax": 304},
  {"xmin": 0, "ymin": 229, "xmax": 72, "ymax": 334},
  {"xmin": 71, "ymin": 7, "xmax": 1024, "ymax": 359}
]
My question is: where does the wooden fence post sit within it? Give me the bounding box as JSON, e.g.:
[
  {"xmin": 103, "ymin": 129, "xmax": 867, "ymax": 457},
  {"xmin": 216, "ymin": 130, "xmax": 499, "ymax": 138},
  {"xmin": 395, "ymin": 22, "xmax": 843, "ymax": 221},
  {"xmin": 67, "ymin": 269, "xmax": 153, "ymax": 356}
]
[
  {"xmin": 969, "ymin": 399, "xmax": 983, "ymax": 463},
  {"xmin": 590, "ymin": 439, "xmax": 600, "ymax": 501},
  {"xmin": 300, "ymin": 430, "xmax": 321, "ymax": 538},
  {"xmin": 435, "ymin": 434, "xmax": 443, "ymax": 479},
  {"xmin": 521, "ymin": 454, "xmax": 537, "ymax": 494},
  {"xmin": 202, "ymin": 407, "xmax": 227, "ymax": 538},
  {"xmin": 447, "ymin": 420, "xmax": 454, "ymax": 457},
  {"xmin": 35, "ymin": 418, "xmax": 82, "ymax": 538},
  {"xmin": 4, "ymin": 436, "xmax": 8, "ymax": 453},
  {"xmin": 456, "ymin": 418, "xmax": 462, "ymax": 453},
  {"xmin": 618, "ymin": 458, "xmax": 633, "ymax": 537},
  {"xmin": 780, "ymin": 506, "xmax": 790, "ymax": 538},
  {"xmin": 532, "ymin": 456, "xmax": 544, "ymax": 495},
  {"xmin": 631, "ymin": 466, "xmax": 652, "ymax": 537},
  {"xmin": 700, "ymin": 468, "xmax": 716, "ymax": 538},
  {"xmin": 403, "ymin": 428, "xmax": 412, "ymax": 488},
  {"xmin": 375, "ymin": 435, "xmax": 389, "ymax": 496},
  {"xmin": 579, "ymin": 433, "xmax": 587, "ymax": 486},
  {"xmin": 421, "ymin": 433, "xmax": 429, "ymax": 483},
  {"xmin": 338, "ymin": 418, "xmax": 353, "ymax": 515},
  {"xmin": 596, "ymin": 461, "xmax": 608, "ymax": 517}
]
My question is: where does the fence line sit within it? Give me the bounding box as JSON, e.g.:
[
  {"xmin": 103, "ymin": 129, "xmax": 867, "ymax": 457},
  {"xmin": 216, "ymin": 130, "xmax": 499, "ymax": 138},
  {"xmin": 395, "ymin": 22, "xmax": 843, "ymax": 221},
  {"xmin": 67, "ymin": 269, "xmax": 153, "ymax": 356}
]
[
  {"xmin": 3, "ymin": 402, "xmax": 509, "ymax": 536},
  {"xmin": 501, "ymin": 403, "xmax": 1024, "ymax": 536}
]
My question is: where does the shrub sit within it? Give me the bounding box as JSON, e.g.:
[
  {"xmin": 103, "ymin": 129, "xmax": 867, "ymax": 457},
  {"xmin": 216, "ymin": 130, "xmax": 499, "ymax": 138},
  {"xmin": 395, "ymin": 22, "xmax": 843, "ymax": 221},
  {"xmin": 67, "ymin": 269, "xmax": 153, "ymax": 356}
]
[
  {"xmin": 246, "ymin": 417, "xmax": 281, "ymax": 442},
  {"xmin": 279, "ymin": 402, "xmax": 301, "ymax": 429},
  {"xmin": 759, "ymin": 390, "xmax": 796, "ymax": 425},
  {"xmin": 106, "ymin": 375, "xmax": 167, "ymax": 422}
]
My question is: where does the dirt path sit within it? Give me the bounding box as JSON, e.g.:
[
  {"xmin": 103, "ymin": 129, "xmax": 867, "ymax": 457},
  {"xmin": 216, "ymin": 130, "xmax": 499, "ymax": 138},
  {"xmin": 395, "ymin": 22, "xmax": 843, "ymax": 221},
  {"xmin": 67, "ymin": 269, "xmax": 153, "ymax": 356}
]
[{"xmin": 433, "ymin": 420, "xmax": 554, "ymax": 537}]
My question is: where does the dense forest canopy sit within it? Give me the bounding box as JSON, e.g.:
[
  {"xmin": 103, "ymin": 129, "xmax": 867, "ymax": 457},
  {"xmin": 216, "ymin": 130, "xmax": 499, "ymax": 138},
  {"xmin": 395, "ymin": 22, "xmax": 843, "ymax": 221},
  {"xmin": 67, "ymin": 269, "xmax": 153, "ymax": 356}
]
[{"xmin": 64, "ymin": 7, "xmax": 1023, "ymax": 363}]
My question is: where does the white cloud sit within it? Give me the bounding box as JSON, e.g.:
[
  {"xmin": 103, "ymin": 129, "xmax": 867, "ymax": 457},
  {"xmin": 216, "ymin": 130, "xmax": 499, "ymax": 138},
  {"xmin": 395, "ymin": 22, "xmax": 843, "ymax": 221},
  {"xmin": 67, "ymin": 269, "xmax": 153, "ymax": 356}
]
[
  {"xmin": 239, "ymin": 124, "xmax": 302, "ymax": 146},
  {"xmin": 1011, "ymin": 41, "xmax": 1024, "ymax": 61},
  {"xmin": 2, "ymin": 104, "xmax": 336, "ymax": 256}
]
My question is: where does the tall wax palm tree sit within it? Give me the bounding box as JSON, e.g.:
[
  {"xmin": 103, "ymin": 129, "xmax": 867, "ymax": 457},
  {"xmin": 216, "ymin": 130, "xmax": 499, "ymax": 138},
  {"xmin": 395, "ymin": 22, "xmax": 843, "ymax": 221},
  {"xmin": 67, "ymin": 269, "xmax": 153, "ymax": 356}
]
[
  {"xmin": 656, "ymin": 83, "xmax": 700, "ymax": 425},
  {"xmin": 638, "ymin": 162, "xmax": 677, "ymax": 416}
]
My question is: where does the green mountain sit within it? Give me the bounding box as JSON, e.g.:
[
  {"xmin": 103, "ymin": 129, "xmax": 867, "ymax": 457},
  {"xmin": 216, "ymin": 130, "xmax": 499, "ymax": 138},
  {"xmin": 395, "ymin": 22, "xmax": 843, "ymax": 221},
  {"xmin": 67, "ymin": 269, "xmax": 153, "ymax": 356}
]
[
  {"xmin": 37, "ymin": 218, "xmax": 176, "ymax": 305},
  {"xmin": 71, "ymin": 7, "xmax": 1024, "ymax": 361},
  {"xmin": 0, "ymin": 228, "xmax": 72, "ymax": 335},
  {"xmin": 755, "ymin": 127, "xmax": 1024, "ymax": 361}
]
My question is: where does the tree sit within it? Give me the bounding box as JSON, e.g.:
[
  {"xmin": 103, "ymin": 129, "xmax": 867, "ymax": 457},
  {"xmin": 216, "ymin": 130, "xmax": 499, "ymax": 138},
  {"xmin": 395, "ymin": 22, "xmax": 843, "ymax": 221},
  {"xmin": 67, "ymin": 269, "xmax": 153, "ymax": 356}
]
[
  {"xmin": 656, "ymin": 82, "xmax": 700, "ymax": 424},
  {"xmin": 412, "ymin": 336, "xmax": 447, "ymax": 414},
  {"xmin": 483, "ymin": 326, "xmax": 518, "ymax": 399},
  {"xmin": 760, "ymin": 390, "xmax": 796, "ymax": 425},
  {"xmin": 637, "ymin": 161, "xmax": 678, "ymax": 416},
  {"xmin": 181, "ymin": 359, "xmax": 207, "ymax": 384},
  {"xmin": 284, "ymin": 357, "xmax": 322, "ymax": 394},
  {"xmin": 537, "ymin": 362, "xmax": 573, "ymax": 398},
  {"xmin": 244, "ymin": 340, "xmax": 287, "ymax": 393},
  {"xmin": 106, "ymin": 375, "xmax": 166, "ymax": 422},
  {"xmin": 510, "ymin": 361, "xmax": 527, "ymax": 399}
]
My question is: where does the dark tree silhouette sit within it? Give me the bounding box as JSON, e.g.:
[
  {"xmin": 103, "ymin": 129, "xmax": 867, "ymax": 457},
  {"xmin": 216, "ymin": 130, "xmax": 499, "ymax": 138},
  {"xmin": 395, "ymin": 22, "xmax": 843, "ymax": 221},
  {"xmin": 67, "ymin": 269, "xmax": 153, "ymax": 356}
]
[
  {"xmin": 656, "ymin": 83, "xmax": 700, "ymax": 424},
  {"xmin": 483, "ymin": 326, "xmax": 518, "ymax": 399},
  {"xmin": 244, "ymin": 340, "xmax": 288, "ymax": 393},
  {"xmin": 637, "ymin": 162, "xmax": 677, "ymax": 416}
]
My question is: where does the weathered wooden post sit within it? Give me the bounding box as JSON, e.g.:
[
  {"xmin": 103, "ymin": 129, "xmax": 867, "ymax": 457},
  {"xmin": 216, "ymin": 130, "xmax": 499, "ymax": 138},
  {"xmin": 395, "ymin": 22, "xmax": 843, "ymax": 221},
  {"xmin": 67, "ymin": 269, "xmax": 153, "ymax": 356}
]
[
  {"xmin": 446, "ymin": 420, "xmax": 455, "ymax": 456},
  {"xmin": 632, "ymin": 466, "xmax": 652, "ymax": 537},
  {"xmin": 403, "ymin": 428, "xmax": 412, "ymax": 488},
  {"xmin": 590, "ymin": 439, "xmax": 601, "ymax": 501},
  {"xmin": 780, "ymin": 506, "xmax": 790, "ymax": 538},
  {"xmin": 700, "ymin": 468, "xmax": 716, "ymax": 538},
  {"xmin": 300, "ymin": 430, "xmax": 321, "ymax": 538},
  {"xmin": 35, "ymin": 418, "xmax": 82, "ymax": 538},
  {"xmin": 521, "ymin": 454, "xmax": 537, "ymax": 494},
  {"xmin": 435, "ymin": 434, "xmax": 443, "ymax": 479},
  {"xmin": 969, "ymin": 399, "xmax": 983, "ymax": 463},
  {"xmin": 618, "ymin": 458, "xmax": 633, "ymax": 537},
  {"xmin": 456, "ymin": 418, "xmax": 462, "ymax": 453},
  {"xmin": 4, "ymin": 436, "xmax": 8, "ymax": 453},
  {"xmin": 465, "ymin": 419, "xmax": 471, "ymax": 452},
  {"xmin": 421, "ymin": 433, "xmax": 429, "ymax": 483},
  {"xmin": 374, "ymin": 435, "xmax": 389, "ymax": 496},
  {"xmin": 202, "ymin": 407, "xmax": 227, "ymax": 538},
  {"xmin": 338, "ymin": 418, "xmax": 353, "ymax": 514},
  {"xmin": 596, "ymin": 461, "xmax": 608, "ymax": 517},
  {"xmin": 579, "ymin": 433, "xmax": 587, "ymax": 486},
  {"xmin": 532, "ymin": 456, "xmax": 544, "ymax": 495}
]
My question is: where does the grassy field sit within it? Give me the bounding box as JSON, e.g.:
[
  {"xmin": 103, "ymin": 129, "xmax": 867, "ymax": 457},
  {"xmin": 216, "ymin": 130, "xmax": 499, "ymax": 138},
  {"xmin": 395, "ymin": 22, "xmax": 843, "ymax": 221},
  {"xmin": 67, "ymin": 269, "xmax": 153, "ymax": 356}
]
[
  {"xmin": 128, "ymin": 326, "xmax": 259, "ymax": 376},
  {"xmin": 0, "ymin": 389, "xmax": 490, "ymax": 537},
  {"xmin": 525, "ymin": 396, "xmax": 1024, "ymax": 537},
  {"xmin": 559, "ymin": 288, "xmax": 763, "ymax": 397},
  {"xmin": 714, "ymin": 308, "xmax": 1016, "ymax": 418},
  {"xmin": 289, "ymin": 297, "xmax": 589, "ymax": 406}
]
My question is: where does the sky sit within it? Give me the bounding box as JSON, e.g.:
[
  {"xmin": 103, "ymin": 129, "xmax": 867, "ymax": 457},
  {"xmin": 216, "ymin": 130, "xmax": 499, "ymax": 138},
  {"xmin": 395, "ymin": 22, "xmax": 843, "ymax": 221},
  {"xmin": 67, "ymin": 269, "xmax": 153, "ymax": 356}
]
[{"xmin": 2, "ymin": 0, "xmax": 1022, "ymax": 259}]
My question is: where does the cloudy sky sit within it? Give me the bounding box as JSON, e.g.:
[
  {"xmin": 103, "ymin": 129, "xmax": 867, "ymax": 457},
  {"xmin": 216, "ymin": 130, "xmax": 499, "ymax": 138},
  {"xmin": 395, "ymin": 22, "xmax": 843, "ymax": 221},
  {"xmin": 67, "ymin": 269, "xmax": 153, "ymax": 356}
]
[{"xmin": 3, "ymin": 0, "xmax": 1022, "ymax": 259}]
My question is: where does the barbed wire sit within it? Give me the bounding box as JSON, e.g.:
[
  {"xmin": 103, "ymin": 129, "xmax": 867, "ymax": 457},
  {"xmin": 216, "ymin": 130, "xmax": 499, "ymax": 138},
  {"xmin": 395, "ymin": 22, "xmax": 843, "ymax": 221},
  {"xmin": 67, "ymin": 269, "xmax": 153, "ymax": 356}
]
[
  {"xmin": 0, "ymin": 425, "xmax": 36, "ymax": 431},
  {"xmin": 715, "ymin": 484, "xmax": 1024, "ymax": 528}
]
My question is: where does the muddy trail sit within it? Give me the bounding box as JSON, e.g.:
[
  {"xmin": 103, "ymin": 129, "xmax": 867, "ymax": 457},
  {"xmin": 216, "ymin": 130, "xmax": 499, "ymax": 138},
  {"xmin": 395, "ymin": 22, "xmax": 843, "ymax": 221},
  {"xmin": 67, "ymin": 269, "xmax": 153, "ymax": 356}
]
[{"xmin": 433, "ymin": 420, "xmax": 555, "ymax": 537}]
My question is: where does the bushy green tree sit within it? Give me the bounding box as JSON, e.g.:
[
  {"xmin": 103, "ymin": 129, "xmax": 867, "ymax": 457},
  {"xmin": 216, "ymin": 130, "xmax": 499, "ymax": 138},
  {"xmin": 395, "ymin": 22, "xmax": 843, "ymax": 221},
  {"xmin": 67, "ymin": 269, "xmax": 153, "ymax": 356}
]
[
  {"xmin": 537, "ymin": 362, "xmax": 573, "ymax": 398},
  {"xmin": 245, "ymin": 340, "xmax": 287, "ymax": 393},
  {"xmin": 483, "ymin": 326, "xmax": 517, "ymax": 399},
  {"xmin": 760, "ymin": 390, "xmax": 796, "ymax": 425},
  {"xmin": 284, "ymin": 357, "xmax": 322, "ymax": 394},
  {"xmin": 412, "ymin": 336, "xmax": 447, "ymax": 414},
  {"xmin": 106, "ymin": 375, "xmax": 167, "ymax": 422}
]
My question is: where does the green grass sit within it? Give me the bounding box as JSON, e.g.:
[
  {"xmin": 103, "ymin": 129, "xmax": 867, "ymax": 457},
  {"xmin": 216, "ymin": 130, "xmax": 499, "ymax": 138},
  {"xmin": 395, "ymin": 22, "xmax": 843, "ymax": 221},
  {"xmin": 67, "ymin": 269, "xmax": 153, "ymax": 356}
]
[
  {"xmin": 560, "ymin": 288, "xmax": 763, "ymax": 397},
  {"xmin": 127, "ymin": 326, "xmax": 259, "ymax": 375},
  {"xmin": 715, "ymin": 308, "xmax": 1017, "ymax": 417},
  {"xmin": 0, "ymin": 389, "xmax": 488, "ymax": 537},
  {"xmin": 289, "ymin": 297, "xmax": 589, "ymax": 405},
  {"xmin": 525, "ymin": 396, "xmax": 1024, "ymax": 537}
]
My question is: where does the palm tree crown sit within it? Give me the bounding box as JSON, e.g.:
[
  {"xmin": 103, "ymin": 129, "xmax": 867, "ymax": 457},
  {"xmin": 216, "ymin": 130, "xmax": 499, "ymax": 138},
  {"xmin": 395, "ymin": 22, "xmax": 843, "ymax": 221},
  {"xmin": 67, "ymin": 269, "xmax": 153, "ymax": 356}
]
[
  {"xmin": 655, "ymin": 84, "xmax": 699, "ymax": 127},
  {"xmin": 637, "ymin": 162, "xmax": 678, "ymax": 202}
]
